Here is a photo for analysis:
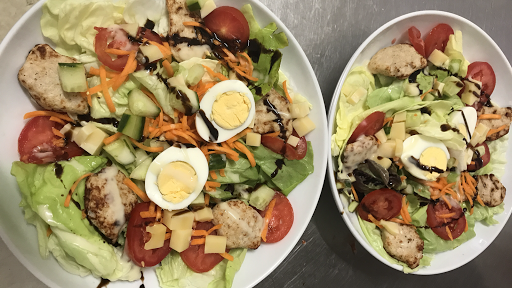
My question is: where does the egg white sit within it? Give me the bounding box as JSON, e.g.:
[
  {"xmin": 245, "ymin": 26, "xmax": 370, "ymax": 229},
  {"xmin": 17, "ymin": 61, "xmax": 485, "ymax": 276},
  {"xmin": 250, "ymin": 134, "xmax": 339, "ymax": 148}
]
[
  {"xmin": 195, "ymin": 80, "xmax": 256, "ymax": 143},
  {"xmin": 447, "ymin": 107, "xmax": 477, "ymax": 141},
  {"xmin": 145, "ymin": 146, "xmax": 208, "ymax": 211},
  {"xmin": 400, "ymin": 135, "xmax": 450, "ymax": 180}
]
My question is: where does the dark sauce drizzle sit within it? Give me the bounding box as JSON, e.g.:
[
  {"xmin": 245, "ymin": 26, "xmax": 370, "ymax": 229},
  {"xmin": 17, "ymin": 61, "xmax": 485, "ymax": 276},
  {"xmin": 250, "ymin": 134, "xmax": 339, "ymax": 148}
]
[
  {"xmin": 271, "ymin": 159, "xmax": 285, "ymax": 178},
  {"xmin": 198, "ymin": 109, "xmax": 219, "ymax": 141},
  {"xmin": 263, "ymin": 98, "xmax": 286, "ymax": 138},
  {"xmin": 54, "ymin": 163, "xmax": 64, "ymax": 179},
  {"xmin": 97, "ymin": 278, "xmax": 110, "ymax": 288},
  {"xmin": 77, "ymin": 114, "xmax": 119, "ymax": 128},
  {"xmin": 171, "ymin": 87, "xmax": 194, "ymax": 115},
  {"xmin": 409, "ymin": 156, "xmax": 445, "ymax": 174}
]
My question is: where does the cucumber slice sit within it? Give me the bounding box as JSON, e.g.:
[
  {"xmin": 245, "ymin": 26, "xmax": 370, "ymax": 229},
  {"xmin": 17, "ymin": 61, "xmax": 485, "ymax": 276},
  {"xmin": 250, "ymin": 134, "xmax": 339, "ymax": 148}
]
[
  {"xmin": 103, "ymin": 139, "xmax": 136, "ymax": 165},
  {"xmin": 186, "ymin": 64, "xmax": 205, "ymax": 86},
  {"xmin": 117, "ymin": 114, "xmax": 145, "ymax": 141},
  {"xmin": 168, "ymin": 76, "xmax": 199, "ymax": 115},
  {"xmin": 249, "ymin": 185, "xmax": 275, "ymax": 210},
  {"xmin": 128, "ymin": 88, "xmax": 161, "ymax": 118},
  {"xmin": 58, "ymin": 63, "xmax": 87, "ymax": 92},
  {"xmin": 208, "ymin": 154, "xmax": 226, "ymax": 170},
  {"xmin": 190, "ymin": 192, "xmax": 206, "ymax": 209},
  {"xmin": 133, "ymin": 148, "xmax": 149, "ymax": 166},
  {"xmin": 130, "ymin": 157, "xmax": 152, "ymax": 180},
  {"xmin": 186, "ymin": 0, "xmax": 201, "ymax": 11}
]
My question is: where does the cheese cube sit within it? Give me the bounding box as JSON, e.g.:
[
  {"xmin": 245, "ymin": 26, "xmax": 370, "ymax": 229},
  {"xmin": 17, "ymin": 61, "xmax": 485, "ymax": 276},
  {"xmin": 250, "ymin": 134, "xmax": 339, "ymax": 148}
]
[
  {"xmin": 370, "ymin": 155, "xmax": 392, "ymax": 169},
  {"xmin": 287, "ymin": 135, "xmax": 300, "ymax": 147},
  {"xmin": 461, "ymin": 80, "xmax": 482, "ymax": 105},
  {"xmin": 246, "ymin": 132, "xmax": 261, "ymax": 147},
  {"xmin": 140, "ymin": 44, "xmax": 164, "ymax": 63},
  {"xmin": 167, "ymin": 211, "xmax": 195, "ymax": 230},
  {"xmin": 377, "ymin": 141, "xmax": 396, "ymax": 159},
  {"xmin": 204, "ymin": 235, "xmax": 227, "ymax": 254},
  {"xmin": 162, "ymin": 209, "xmax": 187, "ymax": 229},
  {"xmin": 389, "ymin": 122, "xmax": 406, "ymax": 140},
  {"xmin": 347, "ymin": 87, "xmax": 367, "ymax": 105},
  {"xmin": 194, "ymin": 207, "xmax": 214, "ymax": 222},
  {"xmin": 169, "ymin": 229, "xmax": 192, "ymax": 252},
  {"xmin": 393, "ymin": 111, "xmax": 407, "ymax": 123},
  {"xmin": 292, "ymin": 116, "xmax": 316, "ymax": 137},
  {"xmin": 433, "ymin": 79, "xmax": 445, "ymax": 95},
  {"xmin": 290, "ymin": 102, "xmax": 310, "ymax": 118},
  {"xmin": 428, "ymin": 49, "xmax": 450, "ymax": 67},
  {"xmin": 80, "ymin": 128, "xmax": 109, "ymax": 156},
  {"xmin": 119, "ymin": 23, "xmax": 139, "ymax": 37},
  {"xmin": 394, "ymin": 139, "xmax": 403, "ymax": 157},
  {"xmin": 380, "ymin": 220, "xmax": 400, "ymax": 236},
  {"xmin": 374, "ymin": 128, "xmax": 387, "ymax": 144},
  {"xmin": 60, "ymin": 123, "xmax": 73, "ymax": 136},
  {"xmin": 144, "ymin": 223, "xmax": 166, "ymax": 250},
  {"xmin": 74, "ymin": 122, "xmax": 96, "ymax": 145},
  {"xmin": 470, "ymin": 123, "xmax": 490, "ymax": 146}
]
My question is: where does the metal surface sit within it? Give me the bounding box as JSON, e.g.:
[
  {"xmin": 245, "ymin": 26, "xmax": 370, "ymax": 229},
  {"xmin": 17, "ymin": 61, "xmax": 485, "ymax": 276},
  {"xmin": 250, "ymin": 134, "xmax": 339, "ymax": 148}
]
[{"xmin": 1, "ymin": 0, "xmax": 511, "ymax": 287}]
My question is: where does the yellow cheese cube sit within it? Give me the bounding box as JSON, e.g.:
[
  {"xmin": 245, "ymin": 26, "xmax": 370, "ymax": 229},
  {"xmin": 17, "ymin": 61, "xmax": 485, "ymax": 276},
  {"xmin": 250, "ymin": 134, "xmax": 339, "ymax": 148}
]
[
  {"xmin": 377, "ymin": 141, "xmax": 396, "ymax": 159},
  {"xmin": 374, "ymin": 128, "xmax": 387, "ymax": 144},
  {"xmin": 347, "ymin": 87, "xmax": 367, "ymax": 105},
  {"xmin": 204, "ymin": 235, "xmax": 227, "ymax": 254},
  {"xmin": 169, "ymin": 229, "xmax": 192, "ymax": 252},
  {"xmin": 246, "ymin": 132, "xmax": 261, "ymax": 147},
  {"xmin": 59, "ymin": 123, "xmax": 73, "ymax": 136},
  {"xmin": 393, "ymin": 111, "xmax": 407, "ymax": 123},
  {"xmin": 470, "ymin": 123, "xmax": 490, "ymax": 146},
  {"xmin": 119, "ymin": 23, "xmax": 138, "ymax": 37},
  {"xmin": 290, "ymin": 102, "xmax": 310, "ymax": 118},
  {"xmin": 287, "ymin": 135, "xmax": 300, "ymax": 147},
  {"xmin": 140, "ymin": 45, "xmax": 164, "ymax": 63},
  {"xmin": 167, "ymin": 211, "xmax": 195, "ymax": 231},
  {"xmin": 144, "ymin": 223, "xmax": 167, "ymax": 250},
  {"xmin": 370, "ymin": 155, "xmax": 392, "ymax": 169},
  {"xmin": 292, "ymin": 116, "xmax": 316, "ymax": 137},
  {"xmin": 394, "ymin": 139, "xmax": 403, "ymax": 157},
  {"xmin": 74, "ymin": 122, "xmax": 96, "ymax": 145},
  {"xmin": 162, "ymin": 209, "xmax": 187, "ymax": 229},
  {"xmin": 428, "ymin": 49, "xmax": 450, "ymax": 67},
  {"xmin": 194, "ymin": 207, "xmax": 214, "ymax": 222},
  {"xmin": 81, "ymin": 128, "xmax": 109, "ymax": 156},
  {"xmin": 389, "ymin": 122, "xmax": 406, "ymax": 140},
  {"xmin": 380, "ymin": 220, "xmax": 400, "ymax": 236},
  {"xmin": 461, "ymin": 80, "xmax": 482, "ymax": 105}
]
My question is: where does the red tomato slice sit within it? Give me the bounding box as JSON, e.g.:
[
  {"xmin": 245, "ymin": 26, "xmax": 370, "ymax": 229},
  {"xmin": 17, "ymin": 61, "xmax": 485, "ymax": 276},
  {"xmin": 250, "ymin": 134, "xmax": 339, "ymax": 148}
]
[
  {"xmin": 284, "ymin": 131, "xmax": 307, "ymax": 160},
  {"xmin": 261, "ymin": 135, "xmax": 286, "ymax": 154},
  {"xmin": 347, "ymin": 111, "xmax": 385, "ymax": 144},
  {"xmin": 426, "ymin": 199, "xmax": 466, "ymax": 241},
  {"xmin": 94, "ymin": 27, "xmax": 137, "ymax": 71},
  {"xmin": 137, "ymin": 27, "xmax": 163, "ymax": 45},
  {"xmin": 408, "ymin": 26, "xmax": 425, "ymax": 57},
  {"xmin": 204, "ymin": 6, "xmax": 250, "ymax": 49},
  {"xmin": 259, "ymin": 191, "xmax": 294, "ymax": 243},
  {"xmin": 424, "ymin": 23, "xmax": 454, "ymax": 58},
  {"xmin": 467, "ymin": 142, "xmax": 490, "ymax": 172},
  {"xmin": 357, "ymin": 188, "xmax": 402, "ymax": 222},
  {"xmin": 180, "ymin": 222, "xmax": 225, "ymax": 273},
  {"xmin": 18, "ymin": 116, "xmax": 84, "ymax": 164},
  {"xmin": 467, "ymin": 62, "xmax": 496, "ymax": 96},
  {"xmin": 125, "ymin": 202, "xmax": 171, "ymax": 267}
]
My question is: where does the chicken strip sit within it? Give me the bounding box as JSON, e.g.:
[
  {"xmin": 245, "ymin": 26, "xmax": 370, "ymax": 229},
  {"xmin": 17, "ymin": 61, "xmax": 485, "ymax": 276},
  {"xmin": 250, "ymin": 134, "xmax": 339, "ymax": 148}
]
[
  {"xmin": 18, "ymin": 44, "xmax": 89, "ymax": 115},
  {"xmin": 253, "ymin": 89, "xmax": 293, "ymax": 139},
  {"xmin": 368, "ymin": 44, "xmax": 427, "ymax": 79},
  {"xmin": 342, "ymin": 135, "xmax": 379, "ymax": 173},
  {"xmin": 477, "ymin": 106, "xmax": 512, "ymax": 141},
  {"xmin": 475, "ymin": 174, "xmax": 506, "ymax": 207},
  {"xmin": 84, "ymin": 166, "xmax": 138, "ymax": 243},
  {"xmin": 212, "ymin": 200, "xmax": 264, "ymax": 249},
  {"xmin": 381, "ymin": 223, "xmax": 424, "ymax": 269}
]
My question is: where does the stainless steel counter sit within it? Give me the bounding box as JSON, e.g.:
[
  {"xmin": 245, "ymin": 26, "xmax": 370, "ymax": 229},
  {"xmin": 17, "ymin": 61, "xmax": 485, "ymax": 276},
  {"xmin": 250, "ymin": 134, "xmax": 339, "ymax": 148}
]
[{"xmin": 1, "ymin": 0, "xmax": 511, "ymax": 287}]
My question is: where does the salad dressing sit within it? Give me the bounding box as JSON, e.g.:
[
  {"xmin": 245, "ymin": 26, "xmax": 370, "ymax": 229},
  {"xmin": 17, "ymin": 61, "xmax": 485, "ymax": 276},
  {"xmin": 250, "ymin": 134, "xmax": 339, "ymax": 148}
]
[
  {"xmin": 198, "ymin": 109, "xmax": 219, "ymax": 141},
  {"xmin": 99, "ymin": 166, "xmax": 126, "ymax": 229},
  {"xmin": 77, "ymin": 114, "xmax": 119, "ymax": 128},
  {"xmin": 271, "ymin": 159, "xmax": 285, "ymax": 178},
  {"xmin": 263, "ymin": 98, "xmax": 286, "ymax": 138},
  {"xmin": 217, "ymin": 201, "xmax": 255, "ymax": 234}
]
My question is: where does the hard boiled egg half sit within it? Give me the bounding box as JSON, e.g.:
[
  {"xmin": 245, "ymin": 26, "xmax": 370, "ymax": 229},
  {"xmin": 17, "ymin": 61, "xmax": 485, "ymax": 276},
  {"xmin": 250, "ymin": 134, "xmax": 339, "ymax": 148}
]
[
  {"xmin": 195, "ymin": 80, "xmax": 256, "ymax": 143},
  {"xmin": 447, "ymin": 107, "xmax": 477, "ymax": 141},
  {"xmin": 145, "ymin": 146, "xmax": 208, "ymax": 210},
  {"xmin": 400, "ymin": 135, "xmax": 450, "ymax": 180}
]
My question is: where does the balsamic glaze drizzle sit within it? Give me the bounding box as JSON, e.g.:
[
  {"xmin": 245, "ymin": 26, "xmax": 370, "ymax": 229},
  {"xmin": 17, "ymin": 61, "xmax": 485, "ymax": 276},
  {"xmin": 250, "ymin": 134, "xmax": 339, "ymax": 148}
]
[{"xmin": 198, "ymin": 109, "xmax": 219, "ymax": 141}]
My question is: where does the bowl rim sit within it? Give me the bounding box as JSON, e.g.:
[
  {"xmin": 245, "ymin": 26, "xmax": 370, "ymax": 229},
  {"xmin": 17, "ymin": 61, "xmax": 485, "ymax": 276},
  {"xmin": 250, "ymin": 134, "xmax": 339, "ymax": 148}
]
[{"xmin": 327, "ymin": 9, "xmax": 512, "ymax": 275}]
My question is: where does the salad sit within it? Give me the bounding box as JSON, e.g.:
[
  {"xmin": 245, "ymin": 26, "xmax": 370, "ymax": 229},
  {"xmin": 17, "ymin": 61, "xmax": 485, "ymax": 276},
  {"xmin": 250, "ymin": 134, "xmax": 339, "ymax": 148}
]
[
  {"xmin": 11, "ymin": 0, "xmax": 316, "ymax": 286},
  {"xmin": 331, "ymin": 23, "xmax": 509, "ymax": 272}
]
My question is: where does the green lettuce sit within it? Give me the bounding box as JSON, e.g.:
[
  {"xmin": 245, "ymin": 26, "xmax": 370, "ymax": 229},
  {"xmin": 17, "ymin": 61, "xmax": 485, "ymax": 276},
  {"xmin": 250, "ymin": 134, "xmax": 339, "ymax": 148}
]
[
  {"xmin": 208, "ymin": 157, "xmax": 259, "ymax": 184},
  {"xmin": 156, "ymin": 249, "xmax": 246, "ymax": 288},
  {"xmin": 444, "ymin": 30, "xmax": 470, "ymax": 77},
  {"xmin": 123, "ymin": 0, "xmax": 169, "ymax": 36},
  {"xmin": 240, "ymin": 4, "xmax": 288, "ymax": 50},
  {"xmin": 416, "ymin": 72, "xmax": 434, "ymax": 92},
  {"xmin": 131, "ymin": 70, "xmax": 175, "ymax": 118},
  {"xmin": 89, "ymin": 77, "xmax": 140, "ymax": 119},
  {"xmin": 11, "ymin": 157, "xmax": 141, "ymax": 281},
  {"xmin": 366, "ymin": 80, "xmax": 404, "ymax": 108}
]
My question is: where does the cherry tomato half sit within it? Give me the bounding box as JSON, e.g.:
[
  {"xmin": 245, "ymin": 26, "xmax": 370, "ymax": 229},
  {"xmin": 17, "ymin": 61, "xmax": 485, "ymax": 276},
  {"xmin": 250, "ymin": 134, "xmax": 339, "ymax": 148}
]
[
  {"xmin": 259, "ymin": 191, "xmax": 294, "ymax": 243},
  {"xmin": 180, "ymin": 222, "xmax": 225, "ymax": 273},
  {"xmin": 204, "ymin": 6, "xmax": 250, "ymax": 49},
  {"xmin": 424, "ymin": 23, "xmax": 454, "ymax": 57},
  {"xmin": 94, "ymin": 27, "xmax": 139, "ymax": 71},
  {"xmin": 426, "ymin": 199, "xmax": 466, "ymax": 241},
  {"xmin": 261, "ymin": 135, "xmax": 286, "ymax": 154},
  {"xmin": 467, "ymin": 142, "xmax": 491, "ymax": 172},
  {"xmin": 347, "ymin": 111, "xmax": 385, "ymax": 144},
  {"xmin": 125, "ymin": 202, "xmax": 171, "ymax": 267},
  {"xmin": 18, "ymin": 116, "xmax": 84, "ymax": 164},
  {"xmin": 467, "ymin": 62, "xmax": 496, "ymax": 96},
  {"xmin": 408, "ymin": 26, "xmax": 425, "ymax": 57},
  {"xmin": 357, "ymin": 188, "xmax": 402, "ymax": 222}
]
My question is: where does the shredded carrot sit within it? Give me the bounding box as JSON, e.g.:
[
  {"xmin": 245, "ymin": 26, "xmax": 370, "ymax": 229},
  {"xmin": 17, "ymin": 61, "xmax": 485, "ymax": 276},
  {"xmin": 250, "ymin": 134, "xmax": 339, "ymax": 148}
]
[
  {"xmin": 389, "ymin": 218, "xmax": 407, "ymax": 224},
  {"xmin": 82, "ymin": 210, "xmax": 86, "ymax": 219},
  {"xmin": 476, "ymin": 195, "xmax": 486, "ymax": 207},
  {"xmin": 162, "ymin": 59, "xmax": 174, "ymax": 77},
  {"xmin": 265, "ymin": 131, "xmax": 280, "ymax": 138},
  {"xmin": 192, "ymin": 230, "xmax": 208, "ymax": 237},
  {"xmin": 52, "ymin": 127, "xmax": 65, "ymax": 138},
  {"xmin": 221, "ymin": 47, "xmax": 238, "ymax": 63},
  {"xmin": 203, "ymin": 65, "xmax": 228, "ymax": 81},
  {"xmin": 46, "ymin": 227, "xmax": 52, "ymax": 237},
  {"xmin": 206, "ymin": 144, "xmax": 239, "ymax": 157},
  {"xmin": 49, "ymin": 116, "xmax": 67, "ymax": 125},
  {"xmin": 103, "ymin": 132, "xmax": 123, "ymax": 145},
  {"xmin": 351, "ymin": 184, "xmax": 359, "ymax": 202},
  {"xmin": 24, "ymin": 111, "xmax": 73, "ymax": 122},
  {"xmin": 219, "ymin": 252, "xmax": 234, "ymax": 261},
  {"xmin": 470, "ymin": 207, "xmax": 474, "ymax": 215},
  {"xmin": 174, "ymin": 130, "xmax": 198, "ymax": 147},
  {"xmin": 400, "ymin": 175, "xmax": 407, "ymax": 182},
  {"xmin": 156, "ymin": 206, "xmax": 162, "ymax": 222},
  {"xmin": 400, "ymin": 196, "xmax": 412, "ymax": 224},
  {"xmin": 487, "ymin": 125, "xmax": 507, "ymax": 136},
  {"xmin": 206, "ymin": 181, "xmax": 221, "ymax": 188},
  {"xmin": 261, "ymin": 199, "xmax": 277, "ymax": 242},
  {"xmin": 204, "ymin": 193, "xmax": 210, "ymax": 206},
  {"xmin": 233, "ymin": 66, "xmax": 258, "ymax": 81},
  {"xmin": 445, "ymin": 226, "xmax": 454, "ymax": 241},
  {"xmin": 210, "ymin": 170, "xmax": 218, "ymax": 180},
  {"xmin": 368, "ymin": 214, "xmax": 383, "ymax": 228},
  {"xmin": 420, "ymin": 89, "xmax": 435, "ymax": 100},
  {"xmin": 383, "ymin": 117, "xmax": 393, "ymax": 126},
  {"xmin": 437, "ymin": 212, "xmax": 456, "ymax": 219},
  {"xmin": 123, "ymin": 178, "xmax": 150, "ymax": 202},
  {"xmin": 143, "ymin": 118, "xmax": 151, "ymax": 137},
  {"xmin": 478, "ymin": 114, "xmax": 502, "ymax": 120},
  {"xmin": 165, "ymin": 232, "xmax": 172, "ymax": 240},
  {"xmin": 113, "ymin": 52, "xmax": 137, "ymax": 91},
  {"xmin": 130, "ymin": 138, "xmax": 165, "ymax": 152},
  {"xmin": 182, "ymin": 21, "xmax": 203, "ymax": 27},
  {"xmin": 283, "ymin": 80, "xmax": 293, "ymax": 103},
  {"xmin": 89, "ymin": 66, "xmax": 120, "ymax": 78},
  {"xmin": 140, "ymin": 210, "xmax": 156, "ymax": 218},
  {"xmin": 99, "ymin": 66, "xmax": 116, "ymax": 113},
  {"xmin": 226, "ymin": 128, "xmax": 252, "ymax": 145},
  {"xmin": 219, "ymin": 169, "xmax": 226, "ymax": 177},
  {"xmin": 464, "ymin": 218, "xmax": 469, "ymax": 232},
  {"xmin": 207, "ymin": 224, "xmax": 222, "ymax": 235},
  {"xmin": 191, "ymin": 238, "xmax": 206, "ymax": 245},
  {"xmin": 441, "ymin": 195, "xmax": 452, "ymax": 209},
  {"xmin": 64, "ymin": 173, "xmax": 92, "ymax": 208},
  {"xmin": 234, "ymin": 142, "xmax": 256, "ymax": 167}
]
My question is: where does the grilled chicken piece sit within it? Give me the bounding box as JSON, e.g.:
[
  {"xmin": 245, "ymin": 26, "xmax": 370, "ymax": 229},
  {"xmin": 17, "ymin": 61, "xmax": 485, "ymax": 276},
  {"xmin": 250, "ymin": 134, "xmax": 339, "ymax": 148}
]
[
  {"xmin": 253, "ymin": 89, "xmax": 293, "ymax": 139},
  {"xmin": 477, "ymin": 106, "xmax": 512, "ymax": 141},
  {"xmin": 475, "ymin": 174, "xmax": 506, "ymax": 207},
  {"xmin": 381, "ymin": 223, "xmax": 424, "ymax": 269},
  {"xmin": 212, "ymin": 200, "xmax": 264, "ymax": 249},
  {"xmin": 84, "ymin": 166, "xmax": 138, "ymax": 243},
  {"xmin": 18, "ymin": 44, "xmax": 89, "ymax": 114},
  {"xmin": 342, "ymin": 135, "xmax": 379, "ymax": 173},
  {"xmin": 368, "ymin": 44, "xmax": 427, "ymax": 79}
]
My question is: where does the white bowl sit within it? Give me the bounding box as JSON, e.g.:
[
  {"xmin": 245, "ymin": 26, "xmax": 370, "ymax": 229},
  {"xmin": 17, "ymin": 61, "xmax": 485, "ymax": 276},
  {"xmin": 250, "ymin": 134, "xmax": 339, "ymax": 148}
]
[
  {"xmin": 0, "ymin": 0, "xmax": 328, "ymax": 287},
  {"xmin": 327, "ymin": 10, "xmax": 512, "ymax": 275}
]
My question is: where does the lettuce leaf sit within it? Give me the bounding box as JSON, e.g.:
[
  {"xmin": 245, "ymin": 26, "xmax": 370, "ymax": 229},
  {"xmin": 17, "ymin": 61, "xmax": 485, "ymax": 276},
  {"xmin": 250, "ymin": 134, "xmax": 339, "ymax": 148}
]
[
  {"xmin": 474, "ymin": 134, "xmax": 508, "ymax": 179},
  {"xmin": 89, "ymin": 77, "xmax": 139, "ymax": 119},
  {"xmin": 416, "ymin": 72, "xmax": 433, "ymax": 92},
  {"xmin": 208, "ymin": 157, "xmax": 259, "ymax": 184},
  {"xmin": 366, "ymin": 80, "xmax": 404, "ymax": 108},
  {"xmin": 444, "ymin": 30, "xmax": 470, "ymax": 77},
  {"xmin": 240, "ymin": 4, "xmax": 288, "ymax": 50},
  {"xmin": 131, "ymin": 70, "xmax": 175, "ymax": 118},
  {"xmin": 123, "ymin": 0, "xmax": 169, "ymax": 36}
]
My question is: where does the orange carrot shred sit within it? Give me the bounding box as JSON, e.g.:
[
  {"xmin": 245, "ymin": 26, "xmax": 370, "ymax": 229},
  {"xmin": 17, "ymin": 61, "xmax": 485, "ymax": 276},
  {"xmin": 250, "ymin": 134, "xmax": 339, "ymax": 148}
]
[
  {"xmin": 123, "ymin": 177, "xmax": 150, "ymax": 202},
  {"xmin": 220, "ymin": 252, "xmax": 234, "ymax": 261},
  {"xmin": 204, "ymin": 193, "xmax": 210, "ymax": 206},
  {"xmin": 487, "ymin": 125, "xmax": 507, "ymax": 136},
  {"xmin": 191, "ymin": 238, "xmax": 206, "ymax": 245},
  {"xmin": 49, "ymin": 116, "xmax": 66, "ymax": 125},
  {"xmin": 210, "ymin": 170, "xmax": 218, "ymax": 180},
  {"xmin": 219, "ymin": 169, "xmax": 226, "ymax": 177},
  {"xmin": 24, "ymin": 111, "xmax": 73, "ymax": 122},
  {"xmin": 162, "ymin": 59, "xmax": 174, "ymax": 77},
  {"xmin": 476, "ymin": 194, "xmax": 486, "ymax": 207},
  {"xmin": 130, "ymin": 138, "xmax": 164, "ymax": 153},
  {"xmin": 478, "ymin": 114, "xmax": 502, "ymax": 120},
  {"xmin": 265, "ymin": 131, "xmax": 280, "ymax": 138},
  {"xmin": 52, "ymin": 127, "xmax": 65, "ymax": 138},
  {"xmin": 351, "ymin": 185, "xmax": 359, "ymax": 202},
  {"xmin": 207, "ymin": 224, "xmax": 222, "ymax": 235},
  {"xmin": 446, "ymin": 226, "xmax": 453, "ymax": 241},
  {"xmin": 234, "ymin": 142, "xmax": 256, "ymax": 167},
  {"xmin": 103, "ymin": 132, "xmax": 123, "ymax": 145},
  {"xmin": 261, "ymin": 199, "xmax": 277, "ymax": 242},
  {"xmin": 283, "ymin": 80, "xmax": 293, "ymax": 103},
  {"xmin": 368, "ymin": 214, "xmax": 383, "ymax": 228},
  {"xmin": 165, "ymin": 232, "xmax": 172, "ymax": 240},
  {"xmin": 64, "ymin": 173, "xmax": 92, "ymax": 208},
  {"xmin": 205, "ymin": 181, "xmax": 221, "ymax": 188},
  {"xmin": 192, "ymin": 230, "xmax": 208, "ymax": 237},
  {"xmin": 99, "ymin": 66, "xmax": 116, "ymax": 113}
]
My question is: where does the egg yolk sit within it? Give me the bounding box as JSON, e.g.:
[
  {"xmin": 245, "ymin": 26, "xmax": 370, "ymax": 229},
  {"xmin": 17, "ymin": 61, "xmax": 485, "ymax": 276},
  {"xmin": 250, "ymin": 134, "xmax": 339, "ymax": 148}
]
[
  {"xmin": 157, "ymin": 161, "xmax": 197, "ymax": 203},
  {"xmin": 419, "ymin": 147, "xmax": 448, "ymax": 180},
  {"xmin": 211, "ymin": 91, "xmax": 251, "ymax": 129}
]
